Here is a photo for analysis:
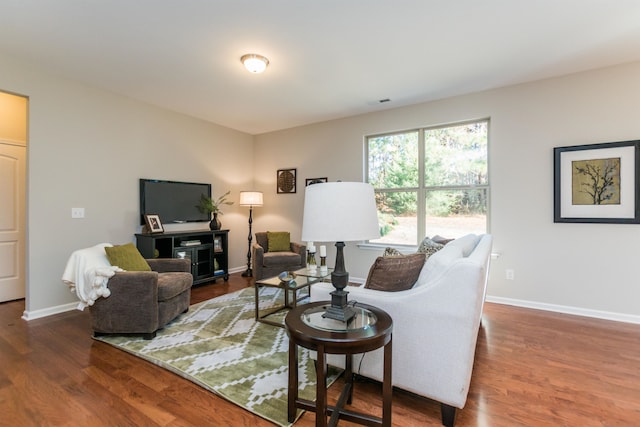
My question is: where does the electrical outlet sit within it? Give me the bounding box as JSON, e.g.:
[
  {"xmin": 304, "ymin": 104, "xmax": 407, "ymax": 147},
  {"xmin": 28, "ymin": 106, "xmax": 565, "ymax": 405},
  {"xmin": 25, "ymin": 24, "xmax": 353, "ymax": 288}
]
[
  {"xmin": 71, "ymin": 207, "xmax": 85, "ymax": 218},
  {"xmin": 505, "ymin": 269, "xmax": 515, "ymax": 280}
]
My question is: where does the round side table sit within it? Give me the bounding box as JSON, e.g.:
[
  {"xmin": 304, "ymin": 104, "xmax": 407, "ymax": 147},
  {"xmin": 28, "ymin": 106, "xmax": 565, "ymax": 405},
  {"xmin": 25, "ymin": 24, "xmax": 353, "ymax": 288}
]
[{"xmin": 285, "ymin": 301, "xmax": 393, "ymax": 427}]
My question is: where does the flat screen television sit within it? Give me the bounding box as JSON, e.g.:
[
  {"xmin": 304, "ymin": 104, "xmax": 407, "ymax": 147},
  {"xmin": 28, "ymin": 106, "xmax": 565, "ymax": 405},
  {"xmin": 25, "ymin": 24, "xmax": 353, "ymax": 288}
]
[{"xmin": 140, "ymin": 179, "xmax": 211, "ymax": 225}]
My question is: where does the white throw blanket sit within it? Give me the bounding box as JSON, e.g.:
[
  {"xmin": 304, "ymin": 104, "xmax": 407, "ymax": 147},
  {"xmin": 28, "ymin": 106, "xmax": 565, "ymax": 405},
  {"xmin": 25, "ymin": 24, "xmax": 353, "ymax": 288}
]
[{"xmin": 62, "ymin": 243, "xmax": 123, "ymax": 310}]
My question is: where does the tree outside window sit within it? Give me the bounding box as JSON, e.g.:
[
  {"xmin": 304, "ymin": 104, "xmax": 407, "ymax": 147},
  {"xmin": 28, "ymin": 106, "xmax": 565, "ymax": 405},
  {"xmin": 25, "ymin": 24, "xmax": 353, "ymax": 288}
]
[{"xmin": 366, "ymin": 120, "xmax": 489, "ymax": 246}]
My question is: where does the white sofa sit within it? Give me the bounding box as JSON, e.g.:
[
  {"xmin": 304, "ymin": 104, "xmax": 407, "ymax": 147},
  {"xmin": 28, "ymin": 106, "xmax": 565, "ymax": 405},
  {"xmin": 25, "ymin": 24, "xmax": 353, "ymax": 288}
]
[{"xmin": 310, "ymin": 233, "xmax": 493, "ymax": 427}]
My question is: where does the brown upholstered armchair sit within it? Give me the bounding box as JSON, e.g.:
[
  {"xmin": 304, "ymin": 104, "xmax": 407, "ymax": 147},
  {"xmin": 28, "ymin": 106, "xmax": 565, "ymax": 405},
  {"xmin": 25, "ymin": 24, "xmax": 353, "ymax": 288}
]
[
  {"xmin": 252, "ymin": 232, "xmax": 306, "ymax": 280},
  {"xmin": 89, "ymin": 258, "xmax": 193, "ymax": 339}
]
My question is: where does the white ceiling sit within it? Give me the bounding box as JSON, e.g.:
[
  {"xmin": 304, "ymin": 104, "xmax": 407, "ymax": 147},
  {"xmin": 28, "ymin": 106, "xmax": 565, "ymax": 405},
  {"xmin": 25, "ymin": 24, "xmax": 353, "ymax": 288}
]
[{"xmin": 1, "ymin": 1, "xmax": 640, "ymax": 135}]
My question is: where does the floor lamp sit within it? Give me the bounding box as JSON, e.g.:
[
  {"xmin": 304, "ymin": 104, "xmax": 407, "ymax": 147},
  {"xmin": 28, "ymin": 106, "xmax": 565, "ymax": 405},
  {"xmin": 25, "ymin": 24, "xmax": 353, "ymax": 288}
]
[
  {"xmin": 301, "ymin": 182, "xmax": 380, "ymax": 321},
  {"xmin": 240, "ymin": 191, "xmax": 263, "ymax": 277}
]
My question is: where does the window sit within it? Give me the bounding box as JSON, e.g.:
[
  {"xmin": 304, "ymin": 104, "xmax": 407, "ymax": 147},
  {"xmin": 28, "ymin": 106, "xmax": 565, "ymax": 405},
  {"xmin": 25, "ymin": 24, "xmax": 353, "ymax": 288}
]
[{"xmin": 366, "ymin": 120, "xmax": 489, "ymax": 246}]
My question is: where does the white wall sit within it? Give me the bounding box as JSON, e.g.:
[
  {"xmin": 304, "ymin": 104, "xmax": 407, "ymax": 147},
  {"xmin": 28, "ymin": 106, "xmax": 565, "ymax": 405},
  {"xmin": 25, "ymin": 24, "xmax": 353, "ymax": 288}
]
[
  {"xmin": 255, "ymin": 61, "xmax": 640, "ymax": 321},
  {"xmin": 3, "ymin": 49, "xmax": 640, "ymax": 322},
  {"xmin": 0, "ymin": 53, "xmax": 255, "ymax": 318}
]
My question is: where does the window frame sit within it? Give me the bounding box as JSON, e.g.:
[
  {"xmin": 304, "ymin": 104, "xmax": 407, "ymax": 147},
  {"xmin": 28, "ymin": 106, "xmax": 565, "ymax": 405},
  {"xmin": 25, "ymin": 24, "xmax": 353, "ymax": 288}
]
[{"xmin": 365, "ymin": 118, "xmax": 490, "ymax": 247}]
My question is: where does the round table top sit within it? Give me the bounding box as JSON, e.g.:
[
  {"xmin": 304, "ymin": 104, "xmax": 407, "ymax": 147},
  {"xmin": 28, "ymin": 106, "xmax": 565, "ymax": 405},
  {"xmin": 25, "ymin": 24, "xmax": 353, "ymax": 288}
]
[{"xmin": 285, "ymin": 301, "xmax": 393, "ymax": 354}]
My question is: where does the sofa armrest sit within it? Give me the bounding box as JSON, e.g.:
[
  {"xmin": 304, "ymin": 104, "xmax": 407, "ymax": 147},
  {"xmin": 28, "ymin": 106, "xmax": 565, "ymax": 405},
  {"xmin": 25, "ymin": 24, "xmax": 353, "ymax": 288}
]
[
  {"xmin": 107, "ymin": 271, "xmax": 160, "ymax": 302},
  {"xmin": 291, "ymin": 242, "xmax": 306, "ymax": 257},
  {"xmin": 147, "ymin": 258, "xmax": 191, "ymax": 273},
  {"xmin": 310, "ymin": 259, "xmax": 488, "ymax": 409},
  {"xmin": 90, "ymin": 271, "xmax": 160, "ymax": 334},
  {"xmin": 252, "ymin": 242, "xmax": 265, "ymax": 279}
]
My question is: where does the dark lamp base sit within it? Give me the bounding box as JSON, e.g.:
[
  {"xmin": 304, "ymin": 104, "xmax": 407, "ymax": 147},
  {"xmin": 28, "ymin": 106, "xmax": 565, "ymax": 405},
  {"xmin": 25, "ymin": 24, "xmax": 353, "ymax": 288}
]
[
  {"xmin": 322, "ymin": 289, "xmax": 356, "ymax": 322},
  {"xmin": 241, "ymin": 268, "xmax": 253, "ymax": 277},
  {"xmin": 323, "ymin": 305, "xmax": 356, "ymax": 322}
]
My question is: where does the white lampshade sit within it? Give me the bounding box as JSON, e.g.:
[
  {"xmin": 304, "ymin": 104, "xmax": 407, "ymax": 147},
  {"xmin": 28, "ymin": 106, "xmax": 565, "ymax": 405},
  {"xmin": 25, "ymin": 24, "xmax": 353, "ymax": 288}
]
[
  {"xmin": 241, "ymin": 54, "xmax": 269, "ymax": 73},
  {"xmin": 301, "ymin": 182, "xmax": 380, "ymax": 242},
  {"xmin": 239, "ymin": 191, "xmax": 264, "ymax": 207}
]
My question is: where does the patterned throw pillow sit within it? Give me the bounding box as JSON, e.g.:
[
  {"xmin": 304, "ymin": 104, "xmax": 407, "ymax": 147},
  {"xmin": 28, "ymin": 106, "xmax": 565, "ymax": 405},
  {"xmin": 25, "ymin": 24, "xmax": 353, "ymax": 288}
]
[
  {"xmin": 267, "ymin": 231, "xmax": 291, "ymax": 252},
  {"xmin": 364, "ymin": 253, "xmax": 426, "ymax": 292},
  {"xmin": 417, "ymin": 237, "xmax": 444, "ymax": 258},
  {"xmin": 431, "ymin": 235, "xmax": 455, "ymax": 245},
  {"xmin": 104, "ymin": 243, "xmax": 151, "ymax": 271},
  {"xmin": 383, "ymin": 247, "xmax": 403, "ymax": 257}
]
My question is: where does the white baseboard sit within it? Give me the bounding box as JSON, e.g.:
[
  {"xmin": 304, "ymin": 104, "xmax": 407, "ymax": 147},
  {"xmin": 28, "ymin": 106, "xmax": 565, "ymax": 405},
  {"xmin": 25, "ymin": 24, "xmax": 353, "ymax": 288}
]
[
  {"xmin": 351, "ymin": 276, "xmax": 640, "ymax": 324},
  {"xmin": 486, "ymin": 295, "xmax": 640, "ymax": 325},
  {"xmin": 24, "ymin": 282, "xmax": 639, "ymax": 325},
  {"xmin": 22, "ymin": 302, "xmax": 80, "ymax": 321},
  {"xmin": 24, "ymin": 266, "xmax": 246, "ymax": 321}
]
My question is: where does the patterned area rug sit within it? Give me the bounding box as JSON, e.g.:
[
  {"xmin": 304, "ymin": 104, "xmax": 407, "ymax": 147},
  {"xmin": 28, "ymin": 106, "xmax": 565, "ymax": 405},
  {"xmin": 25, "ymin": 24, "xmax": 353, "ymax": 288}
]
[{"xmin": 95, "ymin": 287, "xmax": 341, "ymax": 426}]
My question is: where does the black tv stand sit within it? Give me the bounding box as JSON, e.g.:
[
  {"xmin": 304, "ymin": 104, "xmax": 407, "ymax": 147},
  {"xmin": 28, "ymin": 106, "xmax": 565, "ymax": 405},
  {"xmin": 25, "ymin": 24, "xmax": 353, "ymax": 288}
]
[{"xmin": 135, "ymin": 229, "xmax": 229, "ymax": 285}]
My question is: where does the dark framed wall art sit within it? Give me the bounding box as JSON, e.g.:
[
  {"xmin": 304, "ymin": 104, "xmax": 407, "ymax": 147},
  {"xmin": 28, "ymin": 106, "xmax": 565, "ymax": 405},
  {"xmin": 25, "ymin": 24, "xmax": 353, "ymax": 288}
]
[
  {"xmin": 554, "ymin": 140, "xmax": 640, "ymax": 223},
  {"xmin": 305, "ymin": 177, "xmax": 328, "ymax": 186},
  {"xmin": 277, "ymin": 168, "xmax": 297, "ymax": 194}
]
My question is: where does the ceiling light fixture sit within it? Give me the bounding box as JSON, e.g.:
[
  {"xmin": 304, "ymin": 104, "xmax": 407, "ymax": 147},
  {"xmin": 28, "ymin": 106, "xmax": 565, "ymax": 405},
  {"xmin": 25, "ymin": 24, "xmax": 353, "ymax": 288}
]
[{"xmin": 241, "ymin": 54, "xmax": 269, "ymax": 73}]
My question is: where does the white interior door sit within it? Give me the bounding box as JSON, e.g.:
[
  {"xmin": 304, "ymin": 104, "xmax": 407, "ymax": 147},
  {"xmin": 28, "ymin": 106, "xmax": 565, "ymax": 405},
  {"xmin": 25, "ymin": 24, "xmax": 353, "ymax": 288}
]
[{"xmin": 0, "ymin": 143, "xmax": 26, "ymax": 302}]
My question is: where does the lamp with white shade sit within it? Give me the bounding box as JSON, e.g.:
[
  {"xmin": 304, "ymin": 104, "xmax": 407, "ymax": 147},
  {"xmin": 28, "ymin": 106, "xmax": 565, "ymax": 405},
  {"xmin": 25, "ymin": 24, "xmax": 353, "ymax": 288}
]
[
  {"xmin": 239, "ymin": 191, "xmax": 264, "ymax": 277},
  {"xmin": 301, "ymin": 182, "xmax": 380, "ymax": 321}
]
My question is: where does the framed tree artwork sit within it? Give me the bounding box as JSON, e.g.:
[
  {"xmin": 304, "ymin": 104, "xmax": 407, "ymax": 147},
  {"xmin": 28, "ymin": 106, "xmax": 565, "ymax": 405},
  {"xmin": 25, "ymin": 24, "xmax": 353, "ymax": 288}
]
[{"xmin": 554, "ymin": 140, "xmax": 640, "ymax": 223}]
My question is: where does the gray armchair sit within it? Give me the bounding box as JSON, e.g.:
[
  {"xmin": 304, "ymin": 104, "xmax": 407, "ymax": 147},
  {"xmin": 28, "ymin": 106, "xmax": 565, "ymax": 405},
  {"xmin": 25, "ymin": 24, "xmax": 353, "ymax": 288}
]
[
  {"xmin": 252, "ymin": 232, "xmax": 306, "ymax": 280},
  {"xmin": 89, "ymin": 258, "xmax": 193, "ymax": 339}
]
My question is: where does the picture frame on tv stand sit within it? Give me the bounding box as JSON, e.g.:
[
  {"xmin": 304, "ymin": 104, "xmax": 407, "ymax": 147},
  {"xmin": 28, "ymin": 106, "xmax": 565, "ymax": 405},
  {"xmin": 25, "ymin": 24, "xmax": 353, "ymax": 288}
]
[{"xmin": 143, "ymin": 214, "xmax": 164, "ymax": 234}]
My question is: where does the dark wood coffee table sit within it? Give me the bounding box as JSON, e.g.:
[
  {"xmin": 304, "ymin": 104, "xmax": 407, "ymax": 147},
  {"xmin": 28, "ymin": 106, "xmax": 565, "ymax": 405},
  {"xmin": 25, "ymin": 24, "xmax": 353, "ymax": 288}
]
[{"xmin": 285, "ymin": 301, "xmax": 393, "ymax": 427}]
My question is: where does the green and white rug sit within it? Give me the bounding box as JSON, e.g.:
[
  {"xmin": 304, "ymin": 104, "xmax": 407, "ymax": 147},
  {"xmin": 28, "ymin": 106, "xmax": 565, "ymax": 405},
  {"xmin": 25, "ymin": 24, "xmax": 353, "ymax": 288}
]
[{"xmin": 95, "ymin": 287, "xmax": 341, "ymax": 426}]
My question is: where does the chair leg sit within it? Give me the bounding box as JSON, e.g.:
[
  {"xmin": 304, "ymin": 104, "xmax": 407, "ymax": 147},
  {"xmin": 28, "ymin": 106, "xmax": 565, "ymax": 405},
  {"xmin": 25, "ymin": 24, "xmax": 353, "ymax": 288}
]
[
  {"xmin": 142, "ymin": 331, "xmax": 157, "ymax": 340},
  {"xmin": 93, "ymin": 330, "xmax": 157, "ymax": 340},
  {"xmin": 441, "ymin": 403, "xmax": 457, "ymax": 427}
]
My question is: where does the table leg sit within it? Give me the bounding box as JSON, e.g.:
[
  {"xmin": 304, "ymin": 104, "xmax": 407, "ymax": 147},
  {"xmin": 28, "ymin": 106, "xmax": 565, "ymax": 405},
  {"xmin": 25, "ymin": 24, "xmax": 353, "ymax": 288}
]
[
  {"xmin": 294, "ymin": 284, "xmax": 312, "ymax": 307},
  {"xmin": 254, "ymin": 283, "xmax": 259, "ymax": 321},
  {"xmin": 316, "ymin": 345, "xmax": 327, "ymax": 427},
  {"xmin": 382, "ymin": 338, "xmax": 392, "ymax": 427},
  {"xmin": 345, "ymin": 354, "xmax": 353, "ymax": 404},
  {"xmin": 288, "ymin": 340, "xmax": 298, "ymax": 423}
]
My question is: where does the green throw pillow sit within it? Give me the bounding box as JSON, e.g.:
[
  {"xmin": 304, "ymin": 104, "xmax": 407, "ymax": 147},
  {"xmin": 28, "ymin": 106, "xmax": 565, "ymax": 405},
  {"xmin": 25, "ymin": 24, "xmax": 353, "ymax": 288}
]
[
  {"xmin": 267, "ymin": 231, "xmax": 291, "ymax": 252},
  {"xmin": 105, "ymin": 243, "xmax": 151, "ymax": 271}
]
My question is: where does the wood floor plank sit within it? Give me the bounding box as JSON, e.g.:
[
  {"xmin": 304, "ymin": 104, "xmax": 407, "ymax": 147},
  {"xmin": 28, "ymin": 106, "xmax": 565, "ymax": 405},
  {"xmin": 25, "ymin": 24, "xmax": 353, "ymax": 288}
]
[{"xmin": 1, "ymin": 273, "xmax": 639, "ymax": 426}]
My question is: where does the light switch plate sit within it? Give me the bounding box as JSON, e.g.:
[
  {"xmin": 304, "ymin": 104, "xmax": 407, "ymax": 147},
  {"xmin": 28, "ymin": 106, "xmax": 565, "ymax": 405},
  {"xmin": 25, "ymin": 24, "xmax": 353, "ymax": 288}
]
[{"xmin": 71, "ymin": 207, "xmax": 85, "ymax": 218}]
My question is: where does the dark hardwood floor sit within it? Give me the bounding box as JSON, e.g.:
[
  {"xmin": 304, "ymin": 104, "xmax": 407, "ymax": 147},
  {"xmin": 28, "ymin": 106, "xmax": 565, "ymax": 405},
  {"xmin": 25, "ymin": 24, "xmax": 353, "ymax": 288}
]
[{"xmin": 1, "ymin": 273, "xmax": 639, "ymax": 426}]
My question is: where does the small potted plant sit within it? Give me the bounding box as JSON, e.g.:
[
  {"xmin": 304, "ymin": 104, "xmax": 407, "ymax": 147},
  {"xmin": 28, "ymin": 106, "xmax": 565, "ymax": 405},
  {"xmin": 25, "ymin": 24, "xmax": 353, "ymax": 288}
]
[{"xmin": 198, "ymin": 190, "xmax": 233, "ymax": 230}]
